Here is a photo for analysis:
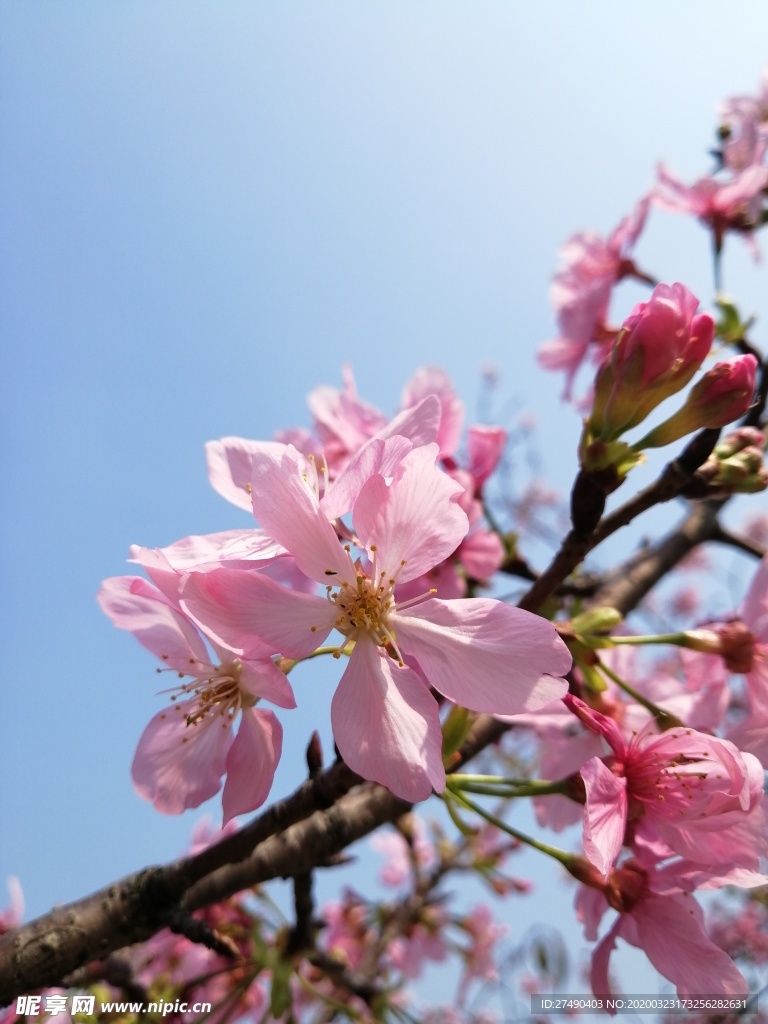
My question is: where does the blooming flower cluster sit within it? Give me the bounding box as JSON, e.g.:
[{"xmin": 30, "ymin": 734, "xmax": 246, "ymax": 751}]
[{"xmin": 100, "ymin": 368, "xmax": 571, "ymax": 815}]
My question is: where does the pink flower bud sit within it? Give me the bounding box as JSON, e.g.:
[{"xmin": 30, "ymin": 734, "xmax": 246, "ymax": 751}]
[
  {"xmin": 637, "ymin": 354, "xmax": 758, "ymax": 450},
  {"xmin": 589, "ymin": 283, "xmax": 714, "ymax": 440}
]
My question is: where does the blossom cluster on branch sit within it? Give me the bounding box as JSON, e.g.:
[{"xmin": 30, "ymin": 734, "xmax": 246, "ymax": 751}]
[{"xmin": 3, "ymin": 66, "xmax": 768, "ymax": 1024}]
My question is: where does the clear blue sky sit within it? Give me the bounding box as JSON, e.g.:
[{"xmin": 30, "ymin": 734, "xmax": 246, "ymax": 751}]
[{"xmin": 2, "ymin": 2, "xmax": 767, "ymax": 1009}]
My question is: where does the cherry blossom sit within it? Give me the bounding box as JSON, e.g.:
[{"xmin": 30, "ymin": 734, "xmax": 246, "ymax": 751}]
[
  {"xmin": 565, "ymin": 695, "xmax": 764, "ymax": 874},
  {"xmin": 578, "ymin": 856, "xmax": 750, "ymax": 1003},
  {"xmin": 538, "ymin": 197, "xmax": 651, "ymax": 399},
  {"xmin": 180, "ymin": 441, "xmax": 570, "ymax": 801},
  {"xmin": 98, "ymin": 575, "xmax": 294, "ymax": 821}
]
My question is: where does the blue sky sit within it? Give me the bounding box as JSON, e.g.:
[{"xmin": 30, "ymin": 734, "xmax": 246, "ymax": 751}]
[{"xmin": 2, "ymin": 2, "xmax": 767, "ymax": 1009}]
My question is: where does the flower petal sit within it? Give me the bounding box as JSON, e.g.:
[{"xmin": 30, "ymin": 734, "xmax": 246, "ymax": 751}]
[
  {"xmin": 581, "ymin": 757, "xmax": 627, "ymax": 876},
  {"xmin": 98, "ymin": 576, "xmax": 210, "ymax": 672},
  {"xmin": 131, "ymin": 702, "xmax": 231, "ymax": 814},
  {"xmin": 238, "ymin": 657, "xmax": 296, "ymax": 710},
  {"xmin": 181, "ymin": 568, "xmax": 336, "ymax": 659},
  {"xmin": 394, "ymin": 598, "xmax": 570, "ymax": 714},
  {"xmin": 353, "ymin": 445, "xmax": 468, "ymax": 584},
  {"xmin": 331, "ymin": 642, "xmax": 445, "ymax": 801},
  {"xmin": 634, "ymin": 894, "xmax": 748, "ymax": 998},
  {"xmin": 222, "ymin": 709, "xmax": 283, "ymax": 823},
  {"xmin": 206, "ymin": 437, "xmax": 287, "ymax": 512},
  {"xmin": 250, "ymin": 445, "xmax": 354, "ymax": 582}
]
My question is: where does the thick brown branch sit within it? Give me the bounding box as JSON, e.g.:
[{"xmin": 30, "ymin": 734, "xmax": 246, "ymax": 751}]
[{"xmin": 0, "ymin": 762, "xmax": 361, "ymax": 1004}]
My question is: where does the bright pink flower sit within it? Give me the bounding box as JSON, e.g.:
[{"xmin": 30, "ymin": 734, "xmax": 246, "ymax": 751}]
[
  {"xmin": 579, "ymin": 858, "xmax": 749, "ymax": 1004},
  {"xmin": 98, "ymin": 576, "xmax": 293, "ymax": 821},
  {"xmin": 589, "ymin": 282, "xmax": 714, "ymax": 441},
  {"xmin": 637, "ymin": 354, "xmax": 757, "ymax": 449},
  {"xmin": 566, "ymin": 695, "xmax": 764, "ymax": 874},
  {"xmin": 181, "ymin": 442, "xmax": 570, "ymax": 801},
  {"xmin": 538, "ymin": 197, "xmax": 651, "ymax": 399}
]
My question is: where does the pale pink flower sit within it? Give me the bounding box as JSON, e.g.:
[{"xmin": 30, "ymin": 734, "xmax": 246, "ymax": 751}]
[
  {"xmin": 181, "ymin": 441, "xmax": 570, "ymax": 801},
  {"xmin": 718, "ymin": 68, "xmax": 768, "ymax": 171},
  {"xmin": 726, "ymin": 554, "xmax": 768, "ymax": 763},
  {"xmin": 387, "ymin": 908, "xmax": 449, "ymax": 980},
  {"xmin": 457, "ymin": 904, "xmax": 507, "ymax": 1000},
  {"xmin": 655, "ymin": 161, "xmax": 768, "ymax": 257},
  {"xmin": 539, "ymin": 197, "xmax": 651, "ymax": 399},
  {"xmin": 370, "ymin": 818, "xmax": 435, "ymax": 888},
  {"xmin": 307, "ymin": 364, "xmax": 389, "ymax": 475},
  {"xmin": 98, "ymin": 575, "xmax": 293, "ymax": 821},
  {"xmin": 566, "ymin": 695, "xmax": 764, "ymax": 874},
  {"xmin": 401, "ymin": 366, "xmax": 464, "ymax": 458}
]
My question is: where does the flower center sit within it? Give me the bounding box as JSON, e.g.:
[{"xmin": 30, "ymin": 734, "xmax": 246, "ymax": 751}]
[{"xmin": 162, "ymin": 660, "xmax": 252, "ymax": 733}]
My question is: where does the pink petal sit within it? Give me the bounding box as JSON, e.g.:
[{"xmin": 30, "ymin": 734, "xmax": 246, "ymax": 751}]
[
  {"xmin": 401, "ymin": 367, "xmax": 463, "ymax": 456},
  {"xmin": 249, "ymin": 445, "xmax": 354, "ymax": 583},
  {"xmin": 331, "ymin": 641, "xmax": 445, "ymax": 802},
  {"xmin": 581, "ymin": 757, "xmax": 627, "ymax": 876},
  {"xmin": 467, "ymin": 425, "xmax": 507, "ymax": 488},
  {"xmin": 740, "ymin": 554, "xmax": 768, "ymax": 637},
  {"xmin": 394, "ymin": 598, "xmax": 570, "ymax": 714},
  {"xmin": 238, "ymin": 657, "xmax": 296, "ymax": 710},
  {"xmin": 321, "ymin": 436, "xmax": 413, "ymax": 522},
  {"xmin": 132, "ymin": 702, "xmax": 231, "ymax": 814},
  {"xmin": 377, "ymin": 394, "xmax": 441, "ymax": 448},
  {"xmin": 131, "ymin": 529, "xmax": 287, "ymax": 573},
  {"xmin": 98, "ymin": 576, "xmax": 210, "ymax": 672},
  {"xmin": 634, "ymin": 894, "xmax": 748, "ymax": 998},
  {"xmin": 180, "ymin": 568, "xmax": 336, "ymax": 659},
  {"xmin": 590, "ymin": 916, "xmax": 622, "ymax": 999},
  {"xmin": 459, "ymin": 528, "xmax": 505, "ymax": 581},
  {"xmin": 222, "ymin": 709, "xmax": 283, "ymax": 823},
  {"xmin": 353, "ymin": 445, "xmax": 468, "ymax": 584},
  {"xmin": 206, "ymin": 438, "xmax": 287, "ymax": 512}
]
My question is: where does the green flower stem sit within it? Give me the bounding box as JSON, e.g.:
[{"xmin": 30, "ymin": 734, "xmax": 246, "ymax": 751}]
[
  {"xmin": 609, "ymin": 632, "xmax": 689, "ymax": 648},
  {"xmin": 447, "ymin": 774, "xmax": 569, "ymax": 798},
  {"xmin": 443, "ymin": 789, "xmax": 575, "ymax": 868},
  {"xmin": 599, "ymin": 660, "xmax": 682, "ymax": 727}
]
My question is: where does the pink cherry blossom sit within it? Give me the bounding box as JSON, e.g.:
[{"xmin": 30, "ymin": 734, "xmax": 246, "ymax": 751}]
[
  {"xmin": 181, "ymin": 441, "xmax": 571, "ymax": 801},
  {"xmin": 589, "ymin": 282, "xmax": 714, "ymax": 441},
  {"xmin": 466, "ymin": 425, "xmax": 507, "ymax": 491},
  {"xmin": 98, "ymin": 575, "xmax": 294, "ymax": 821},
  {"xmin": 370, "ymin": 817, "xmax": 435, "ymax": 888},
  {"xmin": 718, "ymin": 68, "xmax": 768, "ymax": 171},
  {"xmin": 566, "ymin": 694, "xmax": 764, "ymax": 874},
  {"xmin": 401, "ymin": 366, "xmax": 464, "ymax": 457},
  {"xmin": 655, "ymin": 161, "xmax": 768, "ymax": 257},
  {"xmin": 538, "ymin": 197, "xmax": 651, "ymax": 399},
  {"xmin": 579, "ymin": 857, "xmax": 750, "ymax": 1004}
]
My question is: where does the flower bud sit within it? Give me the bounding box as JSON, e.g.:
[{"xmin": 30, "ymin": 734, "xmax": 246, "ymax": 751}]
[
  {"xmin": 636, "ymin": 354, "xmax": 758, "ymax": 450},
  {"xmin": 589, "ymin": 283, "xmax": 714, "ymax": 440}
]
